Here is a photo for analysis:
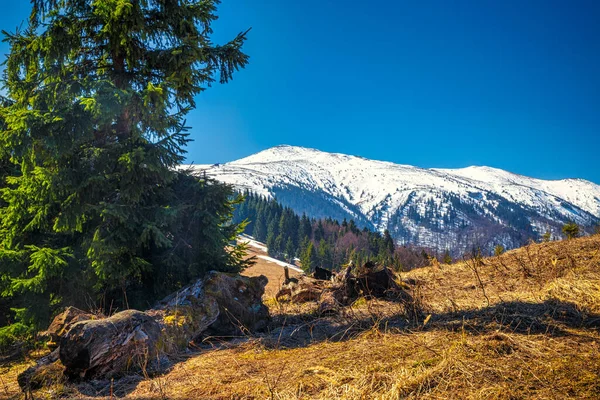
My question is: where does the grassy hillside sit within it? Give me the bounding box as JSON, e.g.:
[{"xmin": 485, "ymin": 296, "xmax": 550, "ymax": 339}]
[{"xmin": 1, "ymin": 235, "xmax": 599, "ymax": 399}]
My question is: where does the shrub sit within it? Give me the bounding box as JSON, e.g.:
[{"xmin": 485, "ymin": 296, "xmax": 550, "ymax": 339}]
[
  {"xmin": 494, "ymin": 245, "xmax": 505, "ymax": 256},
  {"xmin": 542, "ymin": 231, "xmax": 552, "ymax": 242},
  {"xmin": 0, "ymin": 322, "xmax": 33, "ymax": 352},
  {"xmin": 562, "ymin": 222, "xmax": 580, "ymax": 240}
]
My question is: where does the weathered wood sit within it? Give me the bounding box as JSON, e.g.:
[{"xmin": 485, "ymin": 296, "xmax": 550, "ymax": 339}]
[
  {"xmin": 318, "ymin": 289, "xmax": 342, "ymax": 315},
  {"xmin": 18, "ymin": 272, "xmax": 269, "ymax": 389},
  {"xmin": 275, "ymin": 286, "xmax": 292, "ymax": 301},
  {"xmin": 291, "ymin": 287, "xmax": 322, "ymax": 303},
  {"xmin": 356, "ymin": 268, "xmax": 400, "ymax": 298},
  {"xmin": 313, "ymin": 266, "xmax": 333, "ymax": 280},
  {"xmin": 276, "ymin": 275, "xmax": 326, "ymax": 303},
  {"xmin": 43, "ymin": 307, "xmax": 94, "ymax": 350},
  {"xmin": 201, "ymin": 272, "xmax": 269, "ymax": 336},
  {"xmin": 17, "ymin": 349, "xmax": 61, "ymax": 391},
  {"xmin": 60, "ymin": 310, "xmax": 161, "ymax": 380},
  {"xmin": 319, "ymin": 265, "xmax": 353, "ymax": 315},
  {"xmin": 277, "ymin": 262, "xmax": 411, "ymax": 316}
]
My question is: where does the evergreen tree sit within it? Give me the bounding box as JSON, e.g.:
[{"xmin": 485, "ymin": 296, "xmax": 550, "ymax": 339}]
[
  {"xmin": 379, "ymin": 229, "xmax": 395, "ymax": 264},
  {"xmin": 348, "ymin": 219, "xmax": 359, "ymax": 234},
  {"xmin": 274, "ymin": 234, "xmax": 285, "ymax": 258},
  {"xmin": 252, "ymin": 208, "xmax": 267, "ymax": 242},
  {"xmin": 298, "ymin": 235, "xmax": 310, "ymax": 256},
  {"xmin": 562, "ymin": 222, "xmax": 580, "ymax": 240},
  {"xmin": 494, "ymin": 244, "xmax": 505, "ymax": 256},
  {"xmin": 278, "ymin": 209, "xmax": 298, "ymax": 248},
  {"xmin": 442, "ymin": 250, "xmax": 452, "ymax": 264},
  {"xmin": 317, "ymin": 239, "xmax": 332, "ymax": 269},
  {"xmin": 382, "ymin": 230, "xmax": 395, "ymax": 254},
  {"xmin": 284, "ymin": 237, "xmax": 295, "ymax": 263},
  {"xmin": 300, "ymin": 241, "xmax": 317, "ymax": 273},
  {"xmin": 542, "ymin": 231, "xmax": 552, "ymax": 242},
  {"xmin": 298, "ymin": 214, "xmax": 312, "ymax": 241},
  {"xmin": 0, "ymin": 0, "xmax": 250, "ymax": 328},
  {"xmin": 314, "ymin": 220, "xmax": 325, "ymax": 242},
  {"xmin": 231, "ymin": 191, "xmax": 433, "ymax": 274}
]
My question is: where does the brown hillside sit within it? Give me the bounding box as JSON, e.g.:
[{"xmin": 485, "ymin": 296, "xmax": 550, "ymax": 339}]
[
  {"xmin": 1, "ymin": 235, "xmax": 599, "ymax": 399},
  {"xmin": 241, "ymin": 244, "xmax": 302, "ymax": 298}
]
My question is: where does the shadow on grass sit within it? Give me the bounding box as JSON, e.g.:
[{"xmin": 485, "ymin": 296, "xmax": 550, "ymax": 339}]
[
  {"xmin": 424, "ymin": 299, "xmax": 600, "ymax": 336},
  {"xmin": 57, "ymin": 298, "xmax": 600, "ymax": 398},
  {"xmin": 259, "ymin": 298, "xmax": 599, "ymax": 350}
]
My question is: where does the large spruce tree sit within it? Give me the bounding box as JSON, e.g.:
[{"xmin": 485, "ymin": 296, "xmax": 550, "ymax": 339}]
[{"xmin": 0, "ymin": 0, "xmax": 250, "ymax": 329}]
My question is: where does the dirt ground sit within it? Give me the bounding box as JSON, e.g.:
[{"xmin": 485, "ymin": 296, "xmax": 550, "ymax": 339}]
[{"xmin": 241, "ymin": 245, "xmax": 302, "ymax": 298}]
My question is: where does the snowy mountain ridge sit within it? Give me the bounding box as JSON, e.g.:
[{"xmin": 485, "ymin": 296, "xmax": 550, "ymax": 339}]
[{"xmin": 187, "ymin": 145, "xmax": 600, "ymax": 254}]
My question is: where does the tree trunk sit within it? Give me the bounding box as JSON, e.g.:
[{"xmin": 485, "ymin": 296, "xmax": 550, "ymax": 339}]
[
  {"xmin": 18, "ymin": 272, "xmax": 269, "ymax": 389},
  {"xmin": 60, "ymin": 310, "xmax": 161, "ymax": 380}
]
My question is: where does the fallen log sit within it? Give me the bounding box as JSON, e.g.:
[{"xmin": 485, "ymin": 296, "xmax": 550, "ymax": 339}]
[
  {"xmin": 201, "ymin": 272, "xmax": 269, "ymax": 336},
  {"xmin": 318, "ymin": 265, "xmax": 354, "ymax": 315},
  {"xmin": 19, "ymin": 272, "xmax": 269, "ymax": 389},
  {"xmin": 16, "ymin": 348, "xmax": 62, "ymax": 391},
  {"xmin": 43, "ymin": 306, "xmax": 95, "ymax": 350},
  {"xmin": 291, "ymin": 287, "xmax": 322, "ymax": 303},
  {"xmin": 60, "ymin": 310, "xmax": 162, "ymax": 380},
  {"xmin": 318, "ymin": 289, "xmax": 342, "ymax": 315},
  {"xmin": 275, "ymin": 276, "xmax": 328, "ymax": 303}
]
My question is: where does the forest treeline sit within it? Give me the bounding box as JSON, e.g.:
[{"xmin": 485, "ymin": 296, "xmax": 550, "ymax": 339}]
[{"xmin": 233, "ymin": 192, "xmax": 431, "ymax": 272}]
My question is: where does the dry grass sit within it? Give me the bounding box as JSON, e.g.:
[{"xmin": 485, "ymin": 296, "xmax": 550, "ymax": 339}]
[
  {"xmin": 123, "ymin": 328, "xmax": 599, "ymax": 400},
  {"xmin": 2, "ymin": 235, "xmax": 600, "ymax": 399},
  {"xmin": 407, "ymin": 235, "xmax": 600, "ymax": 315}
]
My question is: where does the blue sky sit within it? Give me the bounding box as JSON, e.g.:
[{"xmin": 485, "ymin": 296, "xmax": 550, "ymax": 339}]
[{"xmin": 1, "ymin": 1, "xmax": 599, "ymax": 183}]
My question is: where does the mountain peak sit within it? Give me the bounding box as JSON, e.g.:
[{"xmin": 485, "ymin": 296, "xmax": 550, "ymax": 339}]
[
  {"xmin": 193, "ymin": 146, "xmax": 600, "ymax": 254},
  {"xmin": 232, "ymin": 145, "xmax": 321, "ymax": 164}
]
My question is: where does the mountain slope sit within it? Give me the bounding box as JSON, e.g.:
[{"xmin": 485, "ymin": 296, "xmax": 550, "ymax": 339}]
[{"xmin": 189, "ymin": 145, "xmax": 600, "ymax": 254}]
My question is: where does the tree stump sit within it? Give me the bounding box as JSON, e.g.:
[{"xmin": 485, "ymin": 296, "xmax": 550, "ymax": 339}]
[{"xmin": 276, "ymin": 262, "xmax": 413, "ymax": 316}]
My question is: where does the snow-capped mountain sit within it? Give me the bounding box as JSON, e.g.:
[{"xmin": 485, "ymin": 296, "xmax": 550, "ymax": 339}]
[{"xmin": 187, "ymin": 145, "xmax": 600, "ymax": 255}]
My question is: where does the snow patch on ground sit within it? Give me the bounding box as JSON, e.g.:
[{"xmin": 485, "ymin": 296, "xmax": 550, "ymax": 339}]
[
  {"xmin": 240, "ymin": 234, "xmax": 268, "ymax": 252},
  {"xmin": 256, "ymin": 255, "xmax": 304, "ymax": 273},
  {"xmin": 239, "ymin": 234, "xmax": 304, "ymax": 273}
]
